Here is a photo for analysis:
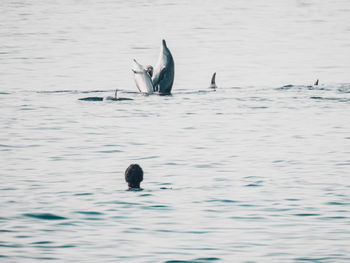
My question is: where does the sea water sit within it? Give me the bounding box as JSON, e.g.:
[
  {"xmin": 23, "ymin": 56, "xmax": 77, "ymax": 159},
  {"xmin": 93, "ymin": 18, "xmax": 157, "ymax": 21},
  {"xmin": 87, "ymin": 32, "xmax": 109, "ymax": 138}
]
[{"xmin": 1, "ymin": 0, "xmax": 350, "ymax": 262}]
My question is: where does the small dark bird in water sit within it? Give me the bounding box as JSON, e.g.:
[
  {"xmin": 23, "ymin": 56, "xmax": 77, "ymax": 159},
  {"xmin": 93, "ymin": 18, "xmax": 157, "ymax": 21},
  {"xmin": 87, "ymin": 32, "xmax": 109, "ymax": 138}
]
[
  {"xmin": 314, "ymin": 79, "xmax": 319, "ymax": 86},
  {"xmin": 125, "ymin": 164, "xmax": 143, "ymax": 190},
  {"xmin": 209, "ymin": 72, "xmax": 217, "ymax": 90}
]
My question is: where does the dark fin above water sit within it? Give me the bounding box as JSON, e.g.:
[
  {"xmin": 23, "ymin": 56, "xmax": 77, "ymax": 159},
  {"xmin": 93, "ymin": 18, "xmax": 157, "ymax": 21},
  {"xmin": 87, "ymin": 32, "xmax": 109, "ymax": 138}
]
[
  {"xmin": 211, "ymin": 72, "xmax": 216, "ymax": 85},
  {"xmin": 209, "ymin": 72, "xmax": 217, "ymax": 89},
  {"xmin": 314, "ymin": 79, "xmax": 319, "ymax": 86},
  {"xmin": 78, "ymin": 97, "xmax": 103, "ymax": 101}
]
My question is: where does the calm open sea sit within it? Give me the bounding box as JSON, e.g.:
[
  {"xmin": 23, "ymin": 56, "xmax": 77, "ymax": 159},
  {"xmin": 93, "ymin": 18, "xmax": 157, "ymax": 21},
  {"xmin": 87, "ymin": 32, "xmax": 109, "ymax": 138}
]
[{"xmin": 1, "ymin": 0, "xmax": 350, "ymax": 262}]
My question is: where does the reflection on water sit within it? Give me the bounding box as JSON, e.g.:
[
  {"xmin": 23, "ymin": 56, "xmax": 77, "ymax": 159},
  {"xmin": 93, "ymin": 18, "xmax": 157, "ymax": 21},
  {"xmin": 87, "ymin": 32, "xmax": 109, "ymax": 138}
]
[{"xmin": 1, "ymin": 0, "xmax": 350, "ymax": 262}]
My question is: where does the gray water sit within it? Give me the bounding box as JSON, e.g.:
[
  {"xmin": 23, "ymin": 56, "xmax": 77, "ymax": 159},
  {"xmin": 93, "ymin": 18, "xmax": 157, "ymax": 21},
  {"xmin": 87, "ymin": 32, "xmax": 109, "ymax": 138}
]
[{"xmin": 1, "ymin": 1, "xmax": 350, "ymax": 262}]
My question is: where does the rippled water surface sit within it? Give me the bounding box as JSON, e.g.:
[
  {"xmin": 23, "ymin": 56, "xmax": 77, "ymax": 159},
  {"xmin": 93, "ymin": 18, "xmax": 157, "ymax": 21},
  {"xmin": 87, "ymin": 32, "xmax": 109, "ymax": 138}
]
[{"xmin": 1, "ymin": 1, "xmax": 350, "ymax": 262}]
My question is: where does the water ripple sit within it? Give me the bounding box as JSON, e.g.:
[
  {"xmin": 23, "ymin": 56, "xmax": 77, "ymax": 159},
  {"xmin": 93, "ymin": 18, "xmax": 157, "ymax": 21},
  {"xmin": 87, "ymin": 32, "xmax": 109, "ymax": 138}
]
[
  {"xmin": 75, "ymin": 211, "xmax": 104, "ymax": 215},
  {"xmin": 294, "ymin": 256, "xmax": 349, "ymax": 262},
  {"xmin": 165, "ymin": 258, "xmax": 221, "ymax": 263},
  {"xmin": 206, "ymin": 199, "xmax": 239, "ymax": 203},
  {"xmin": 294, "ymin": 213, "xmax": 320, "ymax": 217},
  {"xmin": 23, "ymin": 213, "xmax": 67, "ymax": 220}
]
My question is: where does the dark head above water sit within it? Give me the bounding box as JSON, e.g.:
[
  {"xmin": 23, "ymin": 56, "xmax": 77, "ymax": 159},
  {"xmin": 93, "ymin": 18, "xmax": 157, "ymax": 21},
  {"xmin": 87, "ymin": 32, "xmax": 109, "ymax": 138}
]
[
  {"xmin": 125, "ymin": 164, "xmax": 143, "ymax": 190},
  {"xmin": 314, "ymin": 79, "xmax": 319, "ymax": 86},
  {"xmin": 209, "ymin": 72, "xmax": 217, "ymax": 90}
]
